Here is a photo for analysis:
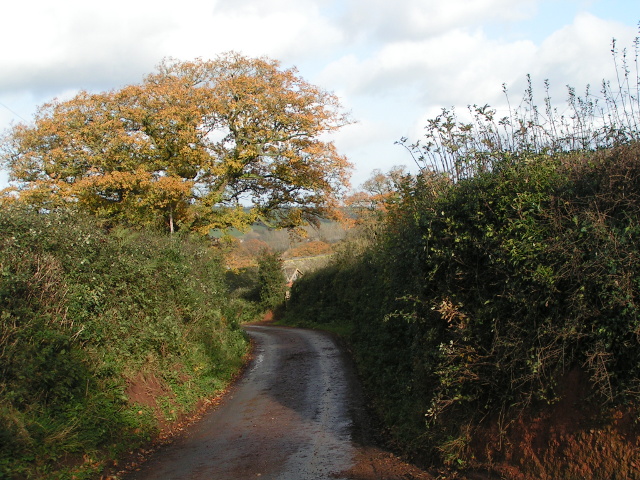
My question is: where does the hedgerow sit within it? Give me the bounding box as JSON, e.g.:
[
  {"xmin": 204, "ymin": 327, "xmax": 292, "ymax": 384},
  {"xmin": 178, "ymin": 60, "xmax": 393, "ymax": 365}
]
[
  {"xmin": 0, "ymin": 206, "xmax": 249, "ymax": 479},
  {"xmin": 284, "ymin": 36, "xmax": 640, "ymax": 472},
  {"xmin": 286, "ymin": 143, "xmax": 640, "ymax": 465}
]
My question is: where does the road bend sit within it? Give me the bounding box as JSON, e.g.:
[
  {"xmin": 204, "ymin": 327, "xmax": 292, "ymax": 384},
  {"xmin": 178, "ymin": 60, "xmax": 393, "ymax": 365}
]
[{"xmin": 123, "ymin": 324, "xmax": 368, "ymax": 480}]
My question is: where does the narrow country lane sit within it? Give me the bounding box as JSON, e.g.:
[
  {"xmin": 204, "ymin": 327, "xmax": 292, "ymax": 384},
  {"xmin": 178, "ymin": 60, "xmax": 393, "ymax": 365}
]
[{"xmin": 122, "ymin": 324, "xmax": 434, "ymax": 480}]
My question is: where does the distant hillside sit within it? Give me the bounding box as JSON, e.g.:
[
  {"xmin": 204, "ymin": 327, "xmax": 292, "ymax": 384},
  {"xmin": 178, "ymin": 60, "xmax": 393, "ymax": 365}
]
[
  {"xmin": 240, "ymin": 218, "xmax": 348, "ymax": 252},
  {"xmin": 222, "ymin": 216, "xmax": 349, "ymax": 271}
]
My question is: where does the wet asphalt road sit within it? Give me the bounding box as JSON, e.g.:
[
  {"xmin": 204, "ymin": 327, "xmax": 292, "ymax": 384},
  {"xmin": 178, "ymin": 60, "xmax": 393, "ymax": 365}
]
[{"xmin": 123, "ymin": 324, "xmax": 366, "ymax": 480}]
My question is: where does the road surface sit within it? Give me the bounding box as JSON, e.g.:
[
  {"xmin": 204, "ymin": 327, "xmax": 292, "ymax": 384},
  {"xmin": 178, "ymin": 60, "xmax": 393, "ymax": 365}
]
[{"xmin": 122, "ymin": 324, "xmax": 433, "ymax": 480}]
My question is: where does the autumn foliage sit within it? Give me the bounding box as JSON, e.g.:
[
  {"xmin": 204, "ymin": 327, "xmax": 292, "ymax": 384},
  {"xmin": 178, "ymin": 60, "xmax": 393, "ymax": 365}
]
[
  {"xmin": 284, "ymin": 240, "xmax": 333, "ymax": 258},
  {"xmin": 1, "ymin": 53, "xmax": 352, "ymax": 233}
]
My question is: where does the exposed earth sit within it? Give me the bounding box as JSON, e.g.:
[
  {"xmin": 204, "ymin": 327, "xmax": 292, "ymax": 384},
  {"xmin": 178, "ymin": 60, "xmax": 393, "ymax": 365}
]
[{"xmin": 118, "ymin": 324, "xmax": 443, "ymax": 480}]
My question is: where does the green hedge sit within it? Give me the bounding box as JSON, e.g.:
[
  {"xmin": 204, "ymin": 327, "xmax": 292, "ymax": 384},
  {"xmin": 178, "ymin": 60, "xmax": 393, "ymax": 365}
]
[
  {"xmin": 0, "ymin": 206, "xmax": 249, "ymax": 479},
  {"xmin": 284, "ymin": 143, "xmax": 640, "ymax": 463}
]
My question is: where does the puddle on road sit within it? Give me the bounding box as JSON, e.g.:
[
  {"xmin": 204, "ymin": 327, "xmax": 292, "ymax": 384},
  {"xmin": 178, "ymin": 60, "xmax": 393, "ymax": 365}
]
[{"xmin": 252, "ymin": 352, "xmax": 265, "ymax": 369}]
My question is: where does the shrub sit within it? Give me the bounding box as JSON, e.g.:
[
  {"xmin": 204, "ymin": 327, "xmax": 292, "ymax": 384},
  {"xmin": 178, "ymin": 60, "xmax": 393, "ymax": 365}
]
[
  {"xmin": 0, "ymin": 205, "xmax": 249, "ymax": 478},
  {"xmin": 257, "ymin": 250, "xmax": 286, "ymax": 310},
  {"xmin": 286, "ymin": 144, "xmax": 640, "ymax": 465},
  {"xmin": 285, "ymin": 35, "xmax": 640, "ymax": 472}
]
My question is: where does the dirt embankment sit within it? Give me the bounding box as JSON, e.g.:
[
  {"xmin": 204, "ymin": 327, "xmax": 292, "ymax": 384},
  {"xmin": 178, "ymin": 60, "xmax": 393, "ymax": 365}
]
[{"xmin": 468, "ymin": 368, "xmax": 640, "ymax": 479}]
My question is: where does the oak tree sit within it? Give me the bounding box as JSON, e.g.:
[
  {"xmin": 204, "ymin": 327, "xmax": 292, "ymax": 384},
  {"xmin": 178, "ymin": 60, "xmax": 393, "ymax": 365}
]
[
  {"xmin": 1, "ymin": 53, "xmax": 352, "ymax": 233},
  {"xmin": 344, "ymin": 165, "xmax": 408, "ymax": 219}
]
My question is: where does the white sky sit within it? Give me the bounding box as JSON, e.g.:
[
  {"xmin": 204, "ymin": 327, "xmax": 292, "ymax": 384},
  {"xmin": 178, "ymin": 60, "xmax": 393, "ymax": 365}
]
[{"xmin": 1, "ymin": 0, "xmax": 638, "ymax": 190}]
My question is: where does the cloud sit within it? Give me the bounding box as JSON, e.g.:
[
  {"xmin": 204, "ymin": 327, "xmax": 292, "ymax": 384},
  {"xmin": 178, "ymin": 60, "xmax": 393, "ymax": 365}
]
[
  {"xmin": 1, "ymin": 1, "xmax": 176, "ymax": 94},
  {"xmin": 339, "ymin": 0, "xmax": 539, "ymax": 43},
  {"xmin": 333, "ymin": 120, "xmax": 411, "ymax": 187},
  {"xmin": 321, "ymin": 11, "xmax": 638, "ymax": 111},
  {"xmin": 319, "ymin": 29, "xmax": 536, "ymax": 107},
  {"xmin": 534, "ymin": 13, "xmax": 636, "ymax": 92},
  {"xmin": 0, "ymin": 0, "xmax": 345, "ymax": 96},
  {"xmin": 164, "ymin": 1, "xmax": 345, "ymax": 65}
]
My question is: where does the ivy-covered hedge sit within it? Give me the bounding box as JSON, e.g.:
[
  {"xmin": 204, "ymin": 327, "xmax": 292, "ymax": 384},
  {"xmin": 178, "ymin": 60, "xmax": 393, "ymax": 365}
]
[
  {"xmin": 284, "ymin": 143, "xmax": 640, "ymax": 464},
  {"xmin": 0, "ymin": 206, "xmax": 250, "ymax": 479}
]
